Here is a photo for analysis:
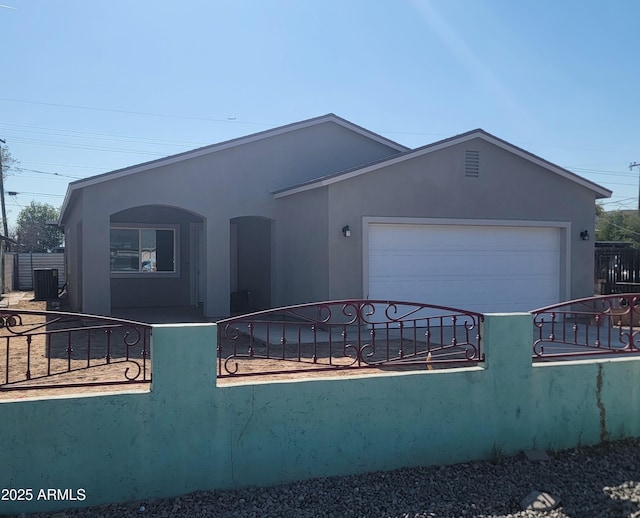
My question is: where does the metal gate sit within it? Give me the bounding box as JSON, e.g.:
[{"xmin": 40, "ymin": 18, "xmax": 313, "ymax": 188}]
[{"xmin": 595, "ymin": 247, "xmax": 640, "ymax": 294}]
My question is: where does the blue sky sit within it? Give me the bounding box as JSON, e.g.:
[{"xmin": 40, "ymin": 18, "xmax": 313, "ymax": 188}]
[{"xmin": 1, "ymin": 0, "xmax": 639, "ymax": 229}]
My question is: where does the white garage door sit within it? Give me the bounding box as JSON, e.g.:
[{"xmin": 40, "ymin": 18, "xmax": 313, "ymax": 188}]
[{"xmin": 367, "ymin": 223, "xmax": 562, "ymax": 313}]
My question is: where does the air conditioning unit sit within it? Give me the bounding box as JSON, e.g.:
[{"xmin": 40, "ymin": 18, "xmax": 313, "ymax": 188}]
[{"xmin": 33, "ymin": 268, "xmax": 58, "ymax": 300}]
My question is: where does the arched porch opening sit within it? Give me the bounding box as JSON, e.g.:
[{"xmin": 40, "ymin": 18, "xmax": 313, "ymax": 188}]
[{"xmin": 109, "ymin": 205, "xmax": 205, "ymax": 322}]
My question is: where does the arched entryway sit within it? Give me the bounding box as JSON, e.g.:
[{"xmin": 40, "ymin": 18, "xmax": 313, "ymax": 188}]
[{"xmin": 109, "ymin": 205, "xmax": 205, "ymax": 321}]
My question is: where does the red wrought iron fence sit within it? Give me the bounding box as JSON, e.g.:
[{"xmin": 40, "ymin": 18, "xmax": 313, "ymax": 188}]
[
  {"xmin": 217, "ymin": 299, "xmax": 484, "ymax": 378},
  {"xmin": 0, "ymin": 309, "xmax": 151, "ymax": 391},
  {"xmin": 531, "ymin": 293, "xmax": 640, "ymax": 360}
]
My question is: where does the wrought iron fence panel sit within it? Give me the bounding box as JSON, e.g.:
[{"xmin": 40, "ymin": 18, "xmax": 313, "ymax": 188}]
[
  {"xmin": 217, "ymin": 300, "xmax": 484, "ymax": 378},
  {"xmin": 0, "ymin": 309, "xmax": 151, "ymax": 391},
  {"xmin": 531, "ymin": 294, "xmax": 640, "ymax": 360}
]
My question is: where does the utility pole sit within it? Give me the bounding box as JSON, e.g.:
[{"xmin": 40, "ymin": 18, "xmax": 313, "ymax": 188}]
[
  {"xmin": 631, "ymin": 161, "xmax": 640, "ymax": 213},
  {"xmin": 0, "ymin": 138, "xmax": 9, "ymax": 243},
  {"xmin": 0, "ymin": 139, "xmax": 6, "ymax": 295},
  {"xmin": 0, "ymin": 139, "xmax": 8, "ymax": 243}
]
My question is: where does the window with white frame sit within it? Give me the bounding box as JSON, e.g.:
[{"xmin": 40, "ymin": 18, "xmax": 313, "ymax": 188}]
[{"xmin": 110, "ymin": 227, "xmax": 176, "ymax": 273}]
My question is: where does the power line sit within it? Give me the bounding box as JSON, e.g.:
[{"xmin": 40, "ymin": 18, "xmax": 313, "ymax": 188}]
[
  {"xmin": 602, "ymin": 219, "xmax": 640, "ymax": 237},
  {"xmin": 16, "ymin": 167, "xmax": 85, "ymax": 180},
  {"xmin": 7, "ymin": 191, "xmax": 64, "ymax": 198},
  {"xmin": 5, "ymin": 137, "xmax": 167, "ymax": 156},
  {"xmin": 20, "ymin": 161, "xmax": 103, "ymax": 170},
  {"xmin": 1, "ymin": 97, "xmax": 637, "ymax": 161},
  {"xmin": 568, "ymin": 167, "xmax": 636, "ymax": 178},
  {"xmin": 14, "ymin": 174, "xmax": 76, "ymax": 181},
  {"xmin": 0, "ymin": 122, "xmax": 211, "ymax": 148},
  {"xmin": 592, "ymin": 181, "xmax": 636, "ymax": 187},
  {"xmin": 600, "ymin": 196, "xmax": 637, "ymax": 205},
  {"xmin": 0, "ymin": 97, "xmax": 272, "ymax": 127},
  {"xmin": 1, "ymin": 97, "xmax": 635, "ymax": 206}
]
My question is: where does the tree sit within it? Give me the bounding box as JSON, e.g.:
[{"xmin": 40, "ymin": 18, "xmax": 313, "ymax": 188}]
[
  {"xmin": 0, "ymin": 145, "xmax": 17, "ymax": 179},
  {"xmin": 0, "ymin": 145, "xmax": 18, "ymax": 242},
  {"xmin": 14, "ymin": 202, "xmax": 63, "ymax": 252},
  {"xmin": 595, "ymin": 206, "xmax": 640, "ymax": 247}
]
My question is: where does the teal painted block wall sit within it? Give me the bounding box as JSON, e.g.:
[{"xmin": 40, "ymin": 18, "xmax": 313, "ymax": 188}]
[{"xmin": 2, "ymin": 315, "xmax": 640, "ymax": 514}]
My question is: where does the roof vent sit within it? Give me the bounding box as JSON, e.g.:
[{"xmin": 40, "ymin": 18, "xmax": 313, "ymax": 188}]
[{"xmin": 465, "ymin": 150, "xmax": 479, "ymax": 178}]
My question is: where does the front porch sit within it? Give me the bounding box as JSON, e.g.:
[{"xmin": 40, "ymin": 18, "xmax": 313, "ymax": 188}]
[{"xmin": 111, "ymin": 305, "xmax": 210, "ymax": 324}]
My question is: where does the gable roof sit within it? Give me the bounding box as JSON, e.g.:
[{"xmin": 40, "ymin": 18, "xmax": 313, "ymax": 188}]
[
  {"xmin": 273, "ymin": 129, "xmax": 612, "ymax": 199},
  {"xmin": 59, "ymin": 113, "xmax": 409, "ymax": 222}
]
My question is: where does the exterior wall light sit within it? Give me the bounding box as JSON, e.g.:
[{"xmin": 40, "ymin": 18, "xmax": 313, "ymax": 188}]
[
  {"xmin": 342, "ymin": 225, "xmax": 351, "ymax": 237},
  {"xmin": 580, "ymin": 230, "xmax": 590, "ymax": 241}
]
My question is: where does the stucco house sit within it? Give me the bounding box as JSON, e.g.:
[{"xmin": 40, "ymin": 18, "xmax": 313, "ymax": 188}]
[{"xmin": 59, "ymin": 114, "xmax": 611, "ymax": 318}]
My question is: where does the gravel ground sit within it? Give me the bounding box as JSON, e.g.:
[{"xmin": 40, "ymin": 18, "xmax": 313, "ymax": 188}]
[{"xmin": 14, "ymin": 437, "xmax": 640, "ymax": 518}]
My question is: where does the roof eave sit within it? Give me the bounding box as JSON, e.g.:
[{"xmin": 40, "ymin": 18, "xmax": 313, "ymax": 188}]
[
  {"xmin": 59, "ymin": 113, "xmax": 409, "ymax": 221},
  {"xmin": 274, "ymin": 129, "xmax": 612, "ymax": 200}
]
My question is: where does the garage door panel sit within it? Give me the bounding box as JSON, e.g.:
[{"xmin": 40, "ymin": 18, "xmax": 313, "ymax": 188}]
[
  {"xmin": 371, "ymin": 252, "xmax": 558, "ymax": 278},
  {"xmin": 368, "ymin": 224, "xmax": 562, "ymax": 313},
  {"xmin": 370, "ymin": 225, "xmax": 558, "ymax": 249}
]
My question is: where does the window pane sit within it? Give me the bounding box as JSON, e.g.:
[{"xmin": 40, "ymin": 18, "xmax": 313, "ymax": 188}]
[
  {"xmin": 155, "ymin": 230, "xmax": 174, "ymax": 272},
  {"xmin": 110, "ymin": 229, "xmax": 139, "ymax": 271},
  {"xmin": 110, "ymin": 227, "xmax": 175, "ymax": 273},
  {"xmin": 140, "ymin": 229, "xmax": 156, "ymax": 272}
]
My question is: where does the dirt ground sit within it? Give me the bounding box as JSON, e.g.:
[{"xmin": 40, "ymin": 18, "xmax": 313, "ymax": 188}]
[
  {"xmin": 215, "ymin": 327, "xmax": 477, "ymax": 385},
  {"xmin": 0, "ymin": 293, "xmax": 376, "ymax": 398},
  {"xmin": 0, "ymin": 293, "xmax": 468, "ymax": 397},
  {"xmin": 0, "ymin": 292, "xmax": 151, "ymax": 400}
]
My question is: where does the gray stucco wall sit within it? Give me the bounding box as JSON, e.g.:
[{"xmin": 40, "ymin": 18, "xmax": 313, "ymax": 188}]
[
  {"xmin": 63, "ymin": 120, "xmax": 400, "ymax": 316},
  {"xmin": 62, "ymin": 191, "xmax": 83, "ymax": 312},
  {"xmin": 274, "ymin": 188, "xmax": 330, "ymax": 306},
  {"xmin": 323, "ymin": 137, "xmax": 597, "ymax": 302}
]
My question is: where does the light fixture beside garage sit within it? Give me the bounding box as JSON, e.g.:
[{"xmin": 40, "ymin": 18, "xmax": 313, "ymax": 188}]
[
  {"xmin": 580, "ymin": 230, "xmax": 590, "ymax": 241},
  {"xmin": 342, "ymin": 225, "xmax": 351, "ymax": 237}
]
